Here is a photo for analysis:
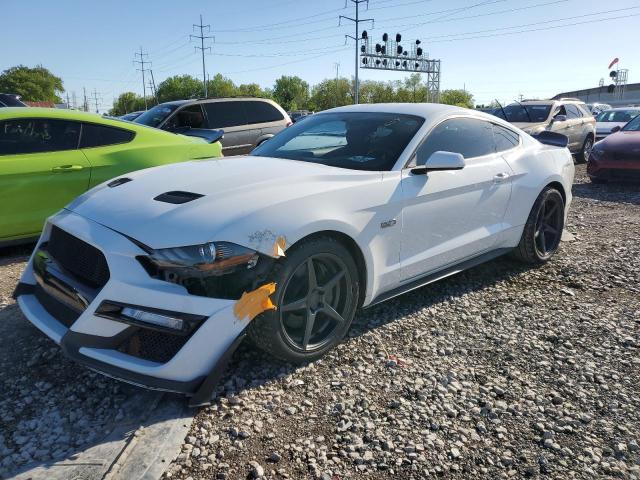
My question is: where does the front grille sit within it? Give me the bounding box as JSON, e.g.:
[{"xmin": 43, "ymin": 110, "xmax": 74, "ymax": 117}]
[
  {"xmin": 48, "ymin": 226, "xmax": 110, "ymax": 288},
  {"xmin": 34, "ymin": 284, "xmax": 80, "ymax": 328},
  {"xmin": 118, "ymin": 329, "xmax": 190, "ymax": 363}
]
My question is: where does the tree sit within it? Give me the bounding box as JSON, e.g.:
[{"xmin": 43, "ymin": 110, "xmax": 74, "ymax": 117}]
[
  {"xmin": 110, "ymin": 92, "xmax": 147, "ymax": 116},
  {"xmin": 309, "ymin": 78, "xmax": 352, "ymax": 111},
  {"xmin": 156, "ymin": 75, "xmax": 203, "ymax": 103},
  {"xmin": 236, "ymin": 83, "xmax": 270, "ymax": 98},
  {"xmin": 440, "ymin": 89, "xmax": 474, "ymax": 108},
  {"xmin": 359, "ymin": 80, "xmax": 395, "ymax": 104},
  {"xmin": 0, "ymin": 65, "xmax": 64, "ymax": 102},
  {"xmin": 273, "ymin": 76, "xmax": 309, "ymax": 111},
  {"xmin": 207, "ymin": 74, "xmax": 237, "ymax": 98}
]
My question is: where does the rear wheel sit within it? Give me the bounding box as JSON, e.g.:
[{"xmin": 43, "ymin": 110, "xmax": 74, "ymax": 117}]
[
  {"xmin": 511, "ymin": 187, "xmax": 565, "ymax": 264},
  {"xmin": 247, "ymin": 237, "xmax": 360, "ymax": 363}
]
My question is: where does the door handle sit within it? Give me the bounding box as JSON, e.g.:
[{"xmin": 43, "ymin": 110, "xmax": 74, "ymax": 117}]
[
  {"xmin": 493, "ymin": 172, "xmax": 510, "ymax": 183},
  {"xmin": 52, "ymin": 165, "xmax": 84, "ymax": 173}
]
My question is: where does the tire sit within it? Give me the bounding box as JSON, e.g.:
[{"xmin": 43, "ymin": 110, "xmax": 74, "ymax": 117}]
[
  {"xmin": 577, "ymin": 135, "xmax": 594, "ymax": 164},
  {"xmin": 511, "ymin": 187, "xmax": 565, "ymax": 264},
  {"xmin": 247, "ymin": 236, "xmax": 360, "ymax": 363}
]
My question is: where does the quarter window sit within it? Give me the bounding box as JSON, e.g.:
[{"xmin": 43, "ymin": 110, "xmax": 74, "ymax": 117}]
[
  {"xmin": 0, "ymin": 118, "xmax": 80, "ymax": 155},
  {"xmin": 493, "ymin": 124, "xmax": 519, "ymax": 152},
  {"xmin": 204, "ymin": 101, "xmax": 247, "ymax": 129},
  {"xmin": 80, "ymin": 123, "xmax": 134, "ymax": 148},
  {"xmin": 244, "ymin": 101, "xmax": 284, "ymax": 124},
  {"xmin": 417, "ymin": 117, "xmax": 495, "ymax": 163}
]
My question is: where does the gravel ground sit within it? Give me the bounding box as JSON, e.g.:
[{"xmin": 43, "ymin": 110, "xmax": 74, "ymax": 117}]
[
  {"xmin": 164, "ymin": 166, "xmax": 640, "ymax": 479},
  {"xmin": 1, "ymin": 165, "xmax": 638, "ymax": 479}
]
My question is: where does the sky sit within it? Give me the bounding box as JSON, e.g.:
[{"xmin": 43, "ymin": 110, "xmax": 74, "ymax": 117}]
[{"xmin": 2, "ymin": 0, "xmax": 638, "ymax": 112}]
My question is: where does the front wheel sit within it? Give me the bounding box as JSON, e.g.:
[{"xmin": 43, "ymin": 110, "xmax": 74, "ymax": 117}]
[
  {"xmin": 577, "ymin": 136, "xmax": 593, "ymax": 164},
  {"xmin": 511, "ymin": 187, "xmax": 565, "ymax": 264},
  {"xmin": 247, "ymin": 237, "xmax": 360, "ymax": 363}
]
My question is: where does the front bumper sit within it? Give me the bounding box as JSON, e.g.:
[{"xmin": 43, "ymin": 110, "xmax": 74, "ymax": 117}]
[
  {"xmin": 14, "ymin": 210, "xmax": 249, "ymax": 401},
  {"xmin": 587, "ymin": 156, "xmax": 640, "ymax": 181}
]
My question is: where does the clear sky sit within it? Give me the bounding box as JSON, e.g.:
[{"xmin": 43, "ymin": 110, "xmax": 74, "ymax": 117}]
[{"xmin": 2, "ymin": 0, "xmax": 638, "ymax": 111}]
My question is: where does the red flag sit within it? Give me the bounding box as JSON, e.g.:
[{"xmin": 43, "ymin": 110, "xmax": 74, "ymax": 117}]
[{"xmin": 608, "ymin": 57, "xmax": 619, "ymax": 69}]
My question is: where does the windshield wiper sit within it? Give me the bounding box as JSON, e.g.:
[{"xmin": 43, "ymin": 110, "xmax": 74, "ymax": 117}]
[
  {"xmin": 494, "ymin": 99, "xmax": 509, "ymax": 121},
  {"xmin": 513, "ymin": 100, "xmax": 533, "ymax": 123}
]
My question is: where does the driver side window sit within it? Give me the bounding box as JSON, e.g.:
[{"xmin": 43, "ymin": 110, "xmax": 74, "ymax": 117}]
[{"xmin": 416, "ymin": 118, "xmax": 494, "ymax": 165}]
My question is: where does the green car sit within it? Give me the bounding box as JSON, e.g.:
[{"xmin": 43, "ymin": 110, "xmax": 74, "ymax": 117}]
[{"xmin": 0, "ymin": 108, "xmax": 223, "ymax": 245}]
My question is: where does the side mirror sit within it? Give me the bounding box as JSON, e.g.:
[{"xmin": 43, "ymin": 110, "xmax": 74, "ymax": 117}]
[
  {"xmin": 411, "ymin": 151, "xmax": 465, "ymax": 175},
  {"xmin": 611, "ymin": 125, "xmax": 622, "ymax": 133}
]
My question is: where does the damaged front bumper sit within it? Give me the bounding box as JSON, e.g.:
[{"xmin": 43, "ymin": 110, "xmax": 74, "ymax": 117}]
[{"xmin": 14, "ymin": 210, "xmax": 256, "ymax": 407}]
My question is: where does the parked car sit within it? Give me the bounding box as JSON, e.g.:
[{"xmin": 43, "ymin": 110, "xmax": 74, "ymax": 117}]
[
  {"xmin": 586, "ymin": 102, "xmax": 611, "ymax": 116},
  {"xmin": 493, "ymin": 98, "xmax": 596, "ymax": 163},
  {"xmin": 0, "ymin": 108, "xmax": 222, "ymax": 245},
  {"xmin": 594, "ymin": 107, "xmax": 640, "ymax": 141},
  {"xmin": 289, "ymin": 110, "xmax": 313, "ymax": 123},
  {"xmin": 119, "ymin": 110, "xmax": 144, "ymax": 122},
  {"xmin": 0, "ymin": 93, "xmax": 27, "ymax": 107},
  {"xmin": 14, "ymin": 103, "xmax": 574, "ymax": 403},
  {"xmin": 588, "ymin": 113, "xmax": 640, "ymax": 183},
  {"xmin": 134, "ymin": 97, "xmax": 291, "ymax": 155}
]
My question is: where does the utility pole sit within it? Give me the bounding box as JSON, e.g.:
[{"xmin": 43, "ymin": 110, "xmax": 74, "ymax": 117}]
[
  {"xmin": 134, "ymin": 46, "xmax": 151, "ymax": 110},
  {"xmin": 149, "ymin": 69, "xmax": 158, "ymax": 104},
  {"xmin": 82, "ymin": 87, "xmax": 89, "ymax": 112},
  {"xmin": 191, "ymin": 14, "xmax": 214, "ymax": 98},
  {"xmin": 339, "ymin": 0, "xmax": 373, "ymax": 104},
  {"xmin": 65, "ymin": 92, "xmax": 71, "ymax": 109},
  {"xmin": 334, "ymin": 62, "xmax": 340, "ymax": 107},
  {"xmin": 91, "ymin": 89, "xmax": 101, "ymax": 113}
]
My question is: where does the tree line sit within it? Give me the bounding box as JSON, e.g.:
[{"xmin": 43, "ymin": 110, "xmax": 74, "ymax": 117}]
[{"xmin": 0, "ymin": 65, "xmax": 475, "ymax": 116}]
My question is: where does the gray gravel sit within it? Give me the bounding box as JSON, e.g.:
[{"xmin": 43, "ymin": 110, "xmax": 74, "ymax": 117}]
[
  {"xmin": 165, "ymin": 166, "xmax": 640, "ymax": 479},
  {"xmin": 0, "ymin": 165, "xmax": 638, "ymax": 479}
]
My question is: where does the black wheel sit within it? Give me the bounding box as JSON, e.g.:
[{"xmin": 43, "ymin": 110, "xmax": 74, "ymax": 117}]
[
  {"xmin": 577, "ymin": 135, "xmax": 593, "ymax": 164},
  {"xmin": 247, "ymin": 237, "xmax": 360, "ymax": 363},
  {"xmin": 511, "ymin": 187, "xmax": 565, "ymax": 264}
]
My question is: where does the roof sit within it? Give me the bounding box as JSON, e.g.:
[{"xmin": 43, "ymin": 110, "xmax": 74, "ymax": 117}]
[{"xmin": 0, "ymin": 107, "xmax": 115, "ymax": 121}]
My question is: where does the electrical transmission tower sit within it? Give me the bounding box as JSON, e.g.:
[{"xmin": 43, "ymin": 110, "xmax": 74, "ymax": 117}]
[
  {"xmin": 82, "ymin": 87, "xmax": 89, "ymax": 112},
  {"xmin": 91, "ymin": 89, "xmax": 102, "ymax": 113},
  {"xmin": 134, "ymin": 47, "xmax": 151, "ymax": 110},
  {"xmin": 339, "ymin": 0, "xmax": 374, "ymax": 105},
  {"xmin": 191, "ymin": 14, "xmax": 214, "ymax": 98}
]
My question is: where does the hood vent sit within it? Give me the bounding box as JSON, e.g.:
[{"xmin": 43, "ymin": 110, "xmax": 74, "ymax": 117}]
[
  {"xmin": 108, "ymin": 177, "xmax": 132, "ymax": 188},
  {"xmin": 154, "ymin": 191, "xmax": 204, "ymax": 204}
]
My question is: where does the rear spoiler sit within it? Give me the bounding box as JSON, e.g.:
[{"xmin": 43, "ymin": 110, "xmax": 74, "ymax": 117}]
[
  {"xmin": 175, "ymin": 127, "xmax": 224, "ymax": 144},
  {"xmin": 531, "ymin": 130, "xmax": 568, "ymax": 148}
]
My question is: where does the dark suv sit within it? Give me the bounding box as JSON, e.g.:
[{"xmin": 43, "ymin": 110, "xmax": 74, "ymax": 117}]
[
  {"xmin": 0, "ymin": 93, "xmax": 27, "ymax": 107},
  {"xmin": 135, "ymin": 97, "xmax": 291, "ymax": 155}
]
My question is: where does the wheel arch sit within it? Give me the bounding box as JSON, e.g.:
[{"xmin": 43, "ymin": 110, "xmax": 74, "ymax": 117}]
[
  {"xmin": 546, "ymin": 180, "xmax": 566, "ymax": 204},
  {"xmin": 288, "ymin": 230, "xmax": 368, "ymax": 307}
]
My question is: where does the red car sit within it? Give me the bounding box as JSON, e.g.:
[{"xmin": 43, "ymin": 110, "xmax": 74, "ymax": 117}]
[{"xmin": 588, "ymin": 114, "xmax": 640, "ymax": 183}]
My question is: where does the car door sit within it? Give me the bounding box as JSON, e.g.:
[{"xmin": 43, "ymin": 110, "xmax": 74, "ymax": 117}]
[
  {"xmin": 0, "ymin": 117, "xmax": 90, "ymax": 240},
  {"xmin": 243, "ymin": 100, "xmax": 287, "ymax": 148},
  {"xmin": 399, "ymin": 117, "xmax": 513, "ymax": 282},
  {"xmin": 565, "ymin": 104, "xmax": 585, "ymax": 150},
  {"xmin": 163, "ymin": 104, "xmax": 206, "ymax": 132},
  {"xmin": 78, "ymin": 122, "xmax": 136, "ymax": 187},
  {"xmin": 203, "ymin": 101, "xmax": 253, "ymax": 155},
  {"xmin": 550, "ymin": 104, "xmax": 577, "ymax": 151}
]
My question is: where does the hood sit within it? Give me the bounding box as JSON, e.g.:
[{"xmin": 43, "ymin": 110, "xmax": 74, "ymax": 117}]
[
  {"xmin": 597, "ymin": 130, "xmax": 640, "ymax": 152},
  {"xmin": 596, "ymin": 122, "xmax": 627, "ymax": 135},
  {"xmin": 66, "ymin": 156, "xmax": 381, "ymax": 250}
]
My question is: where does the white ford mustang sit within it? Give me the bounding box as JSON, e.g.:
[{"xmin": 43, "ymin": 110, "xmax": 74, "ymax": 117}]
[{"xmin": 14, "ymin": 104, "xmax": 574, "ymax": 404}]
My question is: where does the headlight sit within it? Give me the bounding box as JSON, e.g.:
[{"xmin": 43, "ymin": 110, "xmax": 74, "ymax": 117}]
[
  {"xmin": 138, "ymin": 242, "xmax": 273, "ymax": 300},
  {"xmin": 147, "ymin": 241, "xmax": 258, "ymax": 275}
]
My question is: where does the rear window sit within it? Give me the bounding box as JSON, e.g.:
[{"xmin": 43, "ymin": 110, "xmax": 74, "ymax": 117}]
[
  {"xmin": 244, "ymin": 101, "xmax": 284, "ymax": 124},
  {"xmin": 203, "ymin": 101, "xmax": 247, "ymax": 129},
  {"xmin": 80, "ymin": 123, "xmax": 135, "ymax": 148},
  {"xmin": 0, "ymin": 118, "xmax": 80, "ymax": 155}
]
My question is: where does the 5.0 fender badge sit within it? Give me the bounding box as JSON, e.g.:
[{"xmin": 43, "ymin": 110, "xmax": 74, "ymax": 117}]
[{"xmin": 380, "ymin": 219, "xmax": 397, "ymax": 229}]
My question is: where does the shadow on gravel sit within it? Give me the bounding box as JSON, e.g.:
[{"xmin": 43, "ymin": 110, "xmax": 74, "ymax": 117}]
[
  {"xmin": 0, "ymin": 243, "xmax": 34, "ymax": 266},
  {"xmin": 572, "ymin": 180, "xmax": 640, "ymax": 205}
]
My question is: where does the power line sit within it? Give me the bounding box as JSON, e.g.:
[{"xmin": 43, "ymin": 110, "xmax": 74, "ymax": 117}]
[
  {"xmin": 91, "ymin": 89, "xmax": 102, "ymax": 113},
  {"xmin": 190, "ymin": 14, "xmax": 214, "ymax": 98},
  {"xmin": 133, "ymin": 47, "xmax": 151, "ymax": 109},
  {"xmin": 339, "ymin": 0, "xmax": 374, "ymax": 104}
]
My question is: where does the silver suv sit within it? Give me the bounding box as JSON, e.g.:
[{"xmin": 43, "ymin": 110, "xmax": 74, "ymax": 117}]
[
  {"xmin": 135, "ymin": 97, "xmax": 291, "ymax": 156},
  {"xmin": 494, "ymin": 98, "xmax": 596, "ymax": 163}
]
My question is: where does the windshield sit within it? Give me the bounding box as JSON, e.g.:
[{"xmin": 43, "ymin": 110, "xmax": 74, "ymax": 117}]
[
  {"xmin": 493, "ymin": 104, "xmax": 552, "ymax": 123},
  {"xmin": 622, "ymin": 115, "xmax": 640, "ymax": 132},
  {"xmin": 250, "ymin": 112, "xmax": 424, "ymax": 171},
  {"xmin": 134, "ymin": 104, "xmax": 180, "ymax": 127},
  {"xmin": 596, "ymin": 109, "xmax": 640, "ymax": 123}
]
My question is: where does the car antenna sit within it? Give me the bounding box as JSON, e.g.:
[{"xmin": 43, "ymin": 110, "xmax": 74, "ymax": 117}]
[
  {"xmin": 495, "ymin": 99, "xmax": 508, "ymax": 121},
  {"xmin": 513, "ymin": 99, "xmax": 533, "ymax": 123}
]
